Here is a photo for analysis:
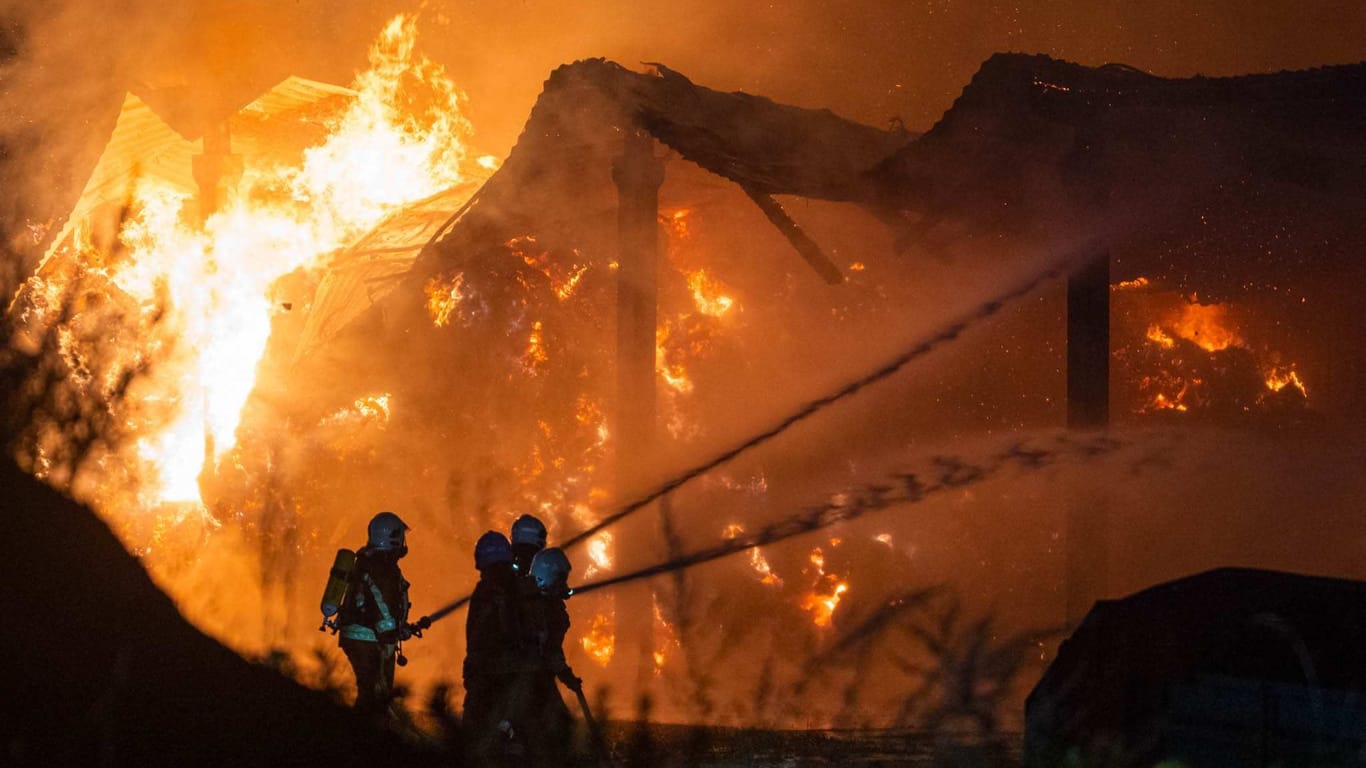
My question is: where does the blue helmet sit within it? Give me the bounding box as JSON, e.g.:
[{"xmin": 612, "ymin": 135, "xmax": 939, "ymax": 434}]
[
  {"xmin": 510, "ymin": 514, "xmax": 547, "ymax": 549},
  {"xmin": 367, "ymin": 511, "xmax": 409, "ymax": 552},
  {"xmin": 530, "ymin": 547, "xmax": 572, "ymax": 594},
  {"xmin": 474, "ymin": 530, "xmax": 513, "ymax": 571}
]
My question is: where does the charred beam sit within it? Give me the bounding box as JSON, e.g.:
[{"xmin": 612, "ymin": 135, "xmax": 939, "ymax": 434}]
[{"xmin": 743, "ymin": 187, "xmax": 845, "ymax": 285}]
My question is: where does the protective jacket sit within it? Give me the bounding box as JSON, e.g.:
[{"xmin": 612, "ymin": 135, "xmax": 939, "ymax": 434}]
[
  {"xmin": 338, "ymin": 547, "xmax": 410, "ymax": 644},
  {"xmin": 503, "ymin": 588, "xmax": 575, "ymax": 766},
  {"xmin": 520, "ymin": 590, "xmax": 572, "ymax": 679},
  {"xmin": 463, "ymin": 562, "xmax": 522, "ymax": 680}
]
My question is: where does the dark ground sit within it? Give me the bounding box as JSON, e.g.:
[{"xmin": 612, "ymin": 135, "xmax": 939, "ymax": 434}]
[
  {"xmin": 599, "ymin": 722, "xmax": 1020, "ymax": 767},
  {"xmin": 0, "ymin": 456, "xmax": 452, "ymax": 768}
]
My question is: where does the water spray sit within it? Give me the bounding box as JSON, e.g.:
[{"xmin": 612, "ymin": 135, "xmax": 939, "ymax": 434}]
[{"xmin": 421, "ymin": 251, "xmax": 1097, "ymax": 625}]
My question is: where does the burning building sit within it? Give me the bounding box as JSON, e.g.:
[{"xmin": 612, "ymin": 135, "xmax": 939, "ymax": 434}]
[{"xmin": 4, "ymin": 8, "xmax": 1366, "ymax": 749}]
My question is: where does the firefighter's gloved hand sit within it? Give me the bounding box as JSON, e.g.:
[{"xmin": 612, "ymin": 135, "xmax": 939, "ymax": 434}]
[
  {"xmin": 557, "ymin": 668, "xmax": 583, "ymax": 691},
  {"xmin": 415, "ymin": 615, "xmax": 432, "ymax": 631}
]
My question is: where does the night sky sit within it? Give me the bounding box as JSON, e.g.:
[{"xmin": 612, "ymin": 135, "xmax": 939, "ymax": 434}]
[{"xmin": 6, "ymin": 0, "xmax": 1365, "ymax": 160}]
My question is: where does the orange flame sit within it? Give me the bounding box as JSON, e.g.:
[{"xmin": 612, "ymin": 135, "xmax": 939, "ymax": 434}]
[
  {"xmin": 652, "ymin": 594, "xmax": 681, "ymax": 674},
  {"xmin": 655, "ymin": 324, "xmax": 693, "ymax": 394},
  {"xmin": 522, "ymin": 320, "xmax": 549, "ymax": 373},
  {"xmin": 580, "ymin": 612, "xmax": 616, "ymax": 667},
  {"xmin": 1137, "ymin": 295, "xmax": 1309, "ymax": 414},
  {"xmin": 1164, "ymin": 300, "xmax": 1243, "ymax": 352},
  {"xmin": 800, "ymin": 544, "xmax": 849, "ymax": 629},
  {"xmin": 424, "ymin": 272, "xmax": 465, "ymax": 327},
  {"xmin": 686, "ymin": 269, "xmax": 735, "ymax": 318},
  {"xmin": 26, "ymin": 13, "xmax": 472, "ymax": 506},
  {"xmin": 1145, "ymin": 324, "xmax": 1176, "ymax": 349},
  {"xmin": 583, "ymin": 531, "xmax": 613, "ymax": 580},
  {"xmin": 1265, "ymin": 366, "xmax": 1308, "ymax": 397},
  {"xmin": 508, "ymin": 235, "xmax": 588, "ymax": 301},
  {"xmin": 723, "ymin": 523, "xmax": 783, "ymax": 587},
  {"xmin": 319, "ymin": 393, "xmax": 393, "ymax": 427}
]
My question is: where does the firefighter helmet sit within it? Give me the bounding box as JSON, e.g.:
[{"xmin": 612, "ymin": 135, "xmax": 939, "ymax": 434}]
[
  {"xmin": 367, "ymin": 511, "xmax": 409, "ymax": 552},
  {"xmin": 474, "ymin": 531, "xmax": 513, "ymax": 571},
  {"xmin": 510, "ymin": 514, "xmax": 548, "ymax": 549},
  {"xmin": 530, "ymin": 547, "xmax": 572, "ymax": 594}
]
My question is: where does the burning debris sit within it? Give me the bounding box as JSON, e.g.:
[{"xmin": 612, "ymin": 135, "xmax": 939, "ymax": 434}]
[{"xmin": 1113, "ymin": 281, "xmax": 1311, "ymax": 418}]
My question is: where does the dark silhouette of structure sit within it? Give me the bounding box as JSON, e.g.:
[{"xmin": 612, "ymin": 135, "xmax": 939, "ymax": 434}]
[{"xmin": 1028, "ymin": 568, "xmax": 1366, "ymax": 767}]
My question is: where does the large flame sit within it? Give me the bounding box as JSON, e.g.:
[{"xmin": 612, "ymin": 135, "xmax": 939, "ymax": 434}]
[{"xmin": 21, "ymin": 14, "xmax": 471, "ymax": 510}]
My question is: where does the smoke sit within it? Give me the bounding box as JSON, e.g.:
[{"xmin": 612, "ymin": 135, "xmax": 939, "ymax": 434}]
[{"xmin": 8, "ymin": 0, "xmax": 1364, "ymax": 279}]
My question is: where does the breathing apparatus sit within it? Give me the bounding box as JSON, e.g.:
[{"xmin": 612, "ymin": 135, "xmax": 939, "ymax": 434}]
[{"xmin": 318, "ymin": 548, "xmax": 357, "ymax": 633}]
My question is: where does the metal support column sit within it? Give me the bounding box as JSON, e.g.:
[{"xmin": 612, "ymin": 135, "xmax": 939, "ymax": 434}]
[{"xmin": 1065, "ymin": 252, "xmax": 1111, "ymax": 626}]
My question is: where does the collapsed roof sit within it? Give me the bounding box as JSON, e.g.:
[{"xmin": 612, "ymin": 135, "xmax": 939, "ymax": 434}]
[{"xmin": 403, "ymin": 54, "xmax": 1366, "ymax": 305}]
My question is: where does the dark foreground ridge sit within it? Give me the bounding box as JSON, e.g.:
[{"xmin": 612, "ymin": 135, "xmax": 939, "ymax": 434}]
[{"xmin": 0, "ymin": 458, "xmax": 449, "ymax": 768}]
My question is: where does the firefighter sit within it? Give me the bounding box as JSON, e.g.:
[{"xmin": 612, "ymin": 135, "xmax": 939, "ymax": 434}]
[
  {"xmin": 463, "ymin": 531, "xmax": 521, "ymax": 766},
  {"xmin": 509, "ymin": 514, "xmax": 547, "ymax": 578},
  {"xmin": 337, "ymin": 511, "xmax": 421, "ymax": 718},
  {"xmin": 507, "ymin": 546, "xmax": 581, "ymax": 766}
]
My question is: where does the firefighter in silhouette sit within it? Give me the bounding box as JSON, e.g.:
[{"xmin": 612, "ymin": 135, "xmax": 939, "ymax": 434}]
[
  {"xmin": 463, "ymin": 531, "xmax": 521, "ymax": 765},
  {"xmin": 337, "ymin": 511, "xmax": 424, "ymax": 717},
  {"xmin": 507, "ymin": 546, "xmax": 581, "ymax": 766},
  {"xmin": 510, "ymin": 513, "xmax": 547, "ymax": 578}
]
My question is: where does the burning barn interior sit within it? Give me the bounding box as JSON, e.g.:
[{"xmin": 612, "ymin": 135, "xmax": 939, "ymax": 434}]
[{"xmin": 2, "ymin": 3, "xmax": 1365, "ymax": 766}]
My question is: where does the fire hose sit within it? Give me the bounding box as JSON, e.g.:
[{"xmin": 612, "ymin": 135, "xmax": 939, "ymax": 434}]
[
  {"xmin": 572, "ymin": 685, "xmax": 612, "ymax": 768},
  {"xmin": 418, "ymin": 250, "xmax": 1089, "ymax": 627}
]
